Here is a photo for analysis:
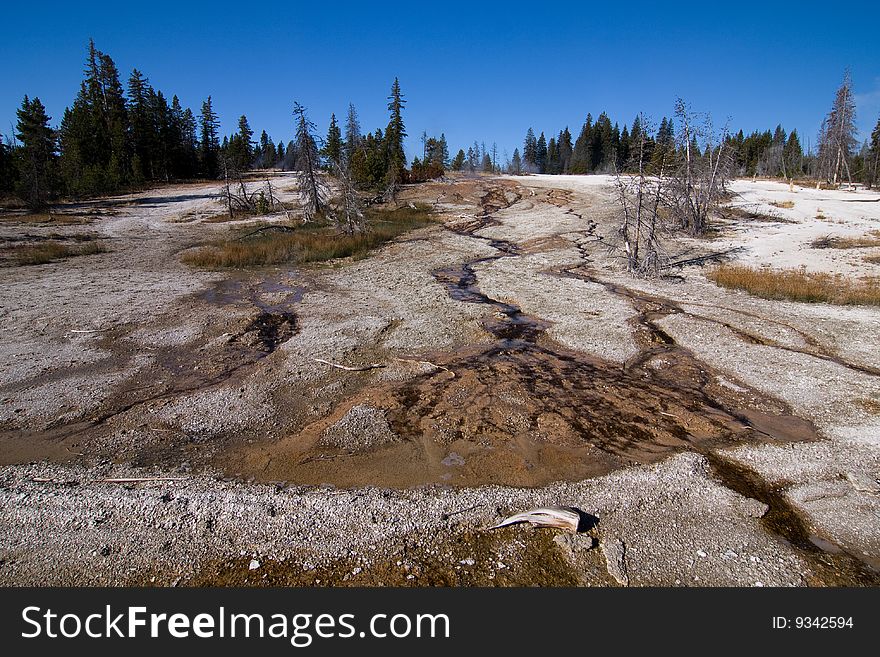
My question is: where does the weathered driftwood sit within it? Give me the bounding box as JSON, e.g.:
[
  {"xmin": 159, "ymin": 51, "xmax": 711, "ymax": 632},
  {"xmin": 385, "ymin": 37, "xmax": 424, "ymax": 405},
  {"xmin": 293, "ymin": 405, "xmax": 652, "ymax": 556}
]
[
  {"xmin": 313, "ymin": 358, "xmax": 386, "ymax": 372},
  {"xmin": 32, "ymin": 477, "xmax": 185, "ymax": 484},
  {"xmin": 392, "ymin": 357, "xmax": 455, "ymax": 377},
  {"xmin": 97, "ymin": 477, "xmax": 186, "ymax": 483},
  {"xmin": 489, "ymin": 506, "xmax": 582, "ymax": 532}
]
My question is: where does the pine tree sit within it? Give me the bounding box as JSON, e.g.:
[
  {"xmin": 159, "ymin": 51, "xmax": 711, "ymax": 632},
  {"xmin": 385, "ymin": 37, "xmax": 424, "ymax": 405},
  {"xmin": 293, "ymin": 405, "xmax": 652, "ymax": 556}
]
[
  {"xmin": 618, "ymin": 125, "xmax": 630, "ymax": 171},
  {"xmin": 15, "ymin": 96, "xmax": 57, "ymax": 208},
  {"xmin": 558, "ymin": 127, "xmax": 573, "ymax": 173},
  {"xmin": 510, "ymin": 148, "xmax": 522, "ymax": 175},
  {"xmin": 58, "ymin": 40, "xmax": 129, "ymax": 194},
  {"xmin": 96, "ymin": 48, "xmax": 129, "ymax": 187},
  {"xmin": 481, "ymin": 153, "xmax": 493, "ymax": 173},
  {"xmin": 866, "ymin": 117, "xmax": 880, "ymax": 189},
  {"xmin": 384, "ymin": 77, "xmax": 407, "ymax": 185},
  {"xmin": 546, "ymin": 137, "xmax": 559, "ymax": 174},
  {"xmin": 570, "ymin": 114, "xmax": 592, "ymax": 174},
  {"xmin": 439, "ymin": 133, "xmax": 450, "ymax": 167},
  {"xmin": 264, "ymin": 136, "xmax": 277, "ymax": 169},
  {"xmin": 343, "ymin": 103, "xmax": 361, "ymax": 165},
  {"xmin": 590, "ymin": 112, "xmax": 613, "ymax": 171},
  {"xmin": 784, "ymin": 129, "xmax": 803, "ymax": 178},
  {"xmin": 451, "ymin": 148, "xmax": 465, "ymax": 171},
  {"xmin": 535, "ymin": 132, "xmax": 547, "ymax": 173},
  {"xmin": 323, "ymin": 113, "xmax": 343, "ymax": 170},
  {"xmin": 0, "ymin": 134, "xmax": 14, "ymax": 194},
  {"xmin": 651, "ymin": 116, "xmax": 674, "ymax": 171},
  {"xmin": 523, "ymin": 127, "xmax": 537, "ymax": 171},
  {"xmin": 227, "ymin": 115, "xmax": 253, "ymax": 171},
  {"xmin": 199, "ymin": 96, "xmax": 220, "ymax": 178},
  {"xmin": 180, "ymin": 106, "xmax": 199, "ymax": 178},
  {"xmin": 150, "ymin": 89, "xmax": 172, "ymax": 182},
  {"xmin": 127, "ymin": 68, "xmax": 159, "ymax": 182}
]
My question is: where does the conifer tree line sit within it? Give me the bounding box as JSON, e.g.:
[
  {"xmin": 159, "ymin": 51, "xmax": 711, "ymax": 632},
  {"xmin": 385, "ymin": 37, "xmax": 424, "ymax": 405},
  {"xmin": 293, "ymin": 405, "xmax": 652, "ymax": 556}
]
[
  {"xmin": 509, "ymin": 114, "xmax": 812, "ymax": 179},
  {"xmin": 504, "ymin": 72, "xmax": 880, "ymax": 188},
  {"xmin": 0, "ymin": 41, "xmax": 423, "ymax": 208},
  {"xmin": 3, "ymin": 49, "xmax": 879, "ymax": 211}
]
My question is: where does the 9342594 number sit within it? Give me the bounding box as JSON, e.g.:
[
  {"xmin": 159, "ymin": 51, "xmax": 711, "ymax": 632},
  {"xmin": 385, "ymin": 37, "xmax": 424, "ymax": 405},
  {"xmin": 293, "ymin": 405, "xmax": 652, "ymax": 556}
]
[{"xmin": 794, "ymin": 617, "xmax": 853, "ymax": 629}]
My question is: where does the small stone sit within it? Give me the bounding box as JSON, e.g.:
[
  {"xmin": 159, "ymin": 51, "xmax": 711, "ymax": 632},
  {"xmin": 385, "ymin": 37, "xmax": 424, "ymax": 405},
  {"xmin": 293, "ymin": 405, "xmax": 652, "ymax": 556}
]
[
  {"xmin": 845, "ymin": 472, "xmax": 880, "ymax": 494},
  {"xmin": 248, "ymin": 559, "xmax": 260, "ymax": 570},
  {"xmin": 459, "ymin": 557, "xmax": 475, "ymax": 566},
  {"xmin": 696, "ymin": 550, "xmax": 707, "ymax": 558}
]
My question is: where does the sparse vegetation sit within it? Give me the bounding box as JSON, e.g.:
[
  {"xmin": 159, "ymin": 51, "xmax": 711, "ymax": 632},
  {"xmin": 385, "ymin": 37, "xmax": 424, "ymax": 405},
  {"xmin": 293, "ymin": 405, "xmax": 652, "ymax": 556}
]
[
  {"xmin": 810, "ymin": 230, "xmax": 880, "ymax": 249},
  {"xmin": 0, "ymin": 212, "xmax": 92, "ymax": 225},
  {"xmin": 720, "ymin": 205, "xmax": 793, "ymax": 224},
  {"xmin": 9, "ymin": 240, "xmax": 108, "ymax": 265},
  {"xmin": 181, "ymin": 203, "xmax": 434, "ymax": 268},
  {"xmin": 708, "ymin": 264, "xmax": 880, "ymax": 305},
  {"xmin": 770, "ymin": 200, "xmax": 795, "ymax": 209}
]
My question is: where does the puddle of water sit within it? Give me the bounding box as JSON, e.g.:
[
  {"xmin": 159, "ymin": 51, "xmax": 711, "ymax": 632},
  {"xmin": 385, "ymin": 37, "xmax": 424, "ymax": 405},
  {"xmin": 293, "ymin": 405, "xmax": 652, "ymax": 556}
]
[{"xmin": 201, "ymin": 273, "xmax": 305, "ymax": 314}]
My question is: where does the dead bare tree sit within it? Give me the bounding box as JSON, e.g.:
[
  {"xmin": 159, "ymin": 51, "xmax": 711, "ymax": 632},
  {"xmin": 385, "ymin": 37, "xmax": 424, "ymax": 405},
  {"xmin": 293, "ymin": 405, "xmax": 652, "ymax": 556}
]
[
  {"xmin": 293, "ymin": 102, "xmax": 330, "ymax": 222},
  {"xmin": 666, "ymin": 98, "xmax": 733, "ymax": 236},
  {"xmin": 817, "ymin": 71, "xmax": 857, "ymax": 187},
  {"xmin": 220, "ymin": 153, "xmax": 288, "ymax": 220},
  {"xmin": 614, "ymin": 113, "xmax": 666, "ymax": 276},
  {"xmin": 332, "ymin": 160, "xmax": 366, "ymax": 234}
]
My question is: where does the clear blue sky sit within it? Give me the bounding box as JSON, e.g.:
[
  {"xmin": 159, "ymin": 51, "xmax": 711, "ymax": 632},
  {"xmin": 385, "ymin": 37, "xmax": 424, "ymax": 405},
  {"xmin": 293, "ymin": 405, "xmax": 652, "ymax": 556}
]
[{"xmin": 1, "ymin": 0, "xmax": 878, "ymax": 163}]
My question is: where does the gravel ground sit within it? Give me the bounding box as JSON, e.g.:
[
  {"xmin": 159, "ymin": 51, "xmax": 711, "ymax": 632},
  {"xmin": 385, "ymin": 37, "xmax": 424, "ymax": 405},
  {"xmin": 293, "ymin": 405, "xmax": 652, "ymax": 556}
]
[
  {"xmin": 1, "ymin": 173, "xmax": 878, "ymax": 586},
  {"xmin": 0, "ymin": 453, "xmax": 811, "ymax": 587}
]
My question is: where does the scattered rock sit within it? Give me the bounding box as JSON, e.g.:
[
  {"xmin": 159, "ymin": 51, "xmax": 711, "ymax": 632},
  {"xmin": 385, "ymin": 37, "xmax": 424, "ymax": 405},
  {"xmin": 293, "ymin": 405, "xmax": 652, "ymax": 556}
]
[
  {"xmin": 601, "ymin": 537, "xmax": 628, "ymax": 586},
  {"xmin": 553, "ymin": 533, "xmax": 595, "ymax": 552},
  {"xmin": 248, "ymin": 559, "xmax": 260, "ymax": 570}
]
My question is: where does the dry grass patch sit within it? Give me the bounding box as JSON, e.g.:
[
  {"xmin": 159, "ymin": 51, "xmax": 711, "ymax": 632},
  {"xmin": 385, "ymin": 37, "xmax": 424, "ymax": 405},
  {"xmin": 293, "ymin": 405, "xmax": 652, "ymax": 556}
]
[
  {"xmin": 708, "ymin": 265, "xmax": 880, "ymax": 306},
  {"xmin": 770, "ymin": 200, "xmax": 795, "ymax": 209},
  {"xmin": 0, "ymin": 212, "xmax": 92, "ymax": 225},
  {"xmin": 720, "ymin": 205, "xmax": 795, "ymax": 224},
  {"xmin": 182, "ymin": 203, "xmax": 436, "ymax": 269},
  {"xmin": 864, "ymin": 255, "xmax": 880, "ymax": 265},
  {"xmin": 9, "ymin": 241, "xmax": 109, "ymax": 266},
  {"xmin": 811, "ymin": 230, "xmax": 880, "ymax": 250}
]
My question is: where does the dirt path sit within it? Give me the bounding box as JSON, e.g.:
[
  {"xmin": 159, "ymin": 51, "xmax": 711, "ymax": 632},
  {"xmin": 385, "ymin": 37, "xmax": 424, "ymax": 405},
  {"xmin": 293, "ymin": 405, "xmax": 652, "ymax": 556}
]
[{"xmin": 1, "ymin": 173, "xmax": 878, "ymax": 586}]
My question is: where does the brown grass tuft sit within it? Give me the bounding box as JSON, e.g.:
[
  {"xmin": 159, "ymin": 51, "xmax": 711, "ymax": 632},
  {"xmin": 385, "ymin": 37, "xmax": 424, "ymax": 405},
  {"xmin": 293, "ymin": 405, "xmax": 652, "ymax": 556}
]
[
  {"xmin": 11, "ymin": 241, "xmax": 108, "ymax": 266},
  {"xmin": 770, "ymin": 200, "xmax": 795, "ymax": 209},
  {"xmin": 182, "ymin": 203, "xmax": 436, "ymax": 269},
  {"xmin": 708, "ymin": 265, "xmax": 880, "ymax": 306},
  {"xmin": 0, "ymin": 212, "xmax": 92, "ymax": 225},
  {"xmin": 811, "ymin": 230, "xmax": 880, "ymax": 250}
]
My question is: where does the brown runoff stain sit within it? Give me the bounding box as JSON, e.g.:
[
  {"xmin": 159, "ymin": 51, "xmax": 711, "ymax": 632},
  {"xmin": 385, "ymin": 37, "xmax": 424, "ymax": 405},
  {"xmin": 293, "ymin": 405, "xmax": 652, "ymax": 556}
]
[{"xmin": 224, "ymin": 184, "xmax": 820, "ymax": 489}]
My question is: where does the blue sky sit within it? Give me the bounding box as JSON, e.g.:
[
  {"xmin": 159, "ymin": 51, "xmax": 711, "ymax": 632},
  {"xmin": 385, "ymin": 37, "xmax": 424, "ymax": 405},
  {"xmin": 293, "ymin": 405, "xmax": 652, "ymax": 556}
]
[{"xmin": 1, "ymin": 1, "xmax": 878, "ymax": 163}]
